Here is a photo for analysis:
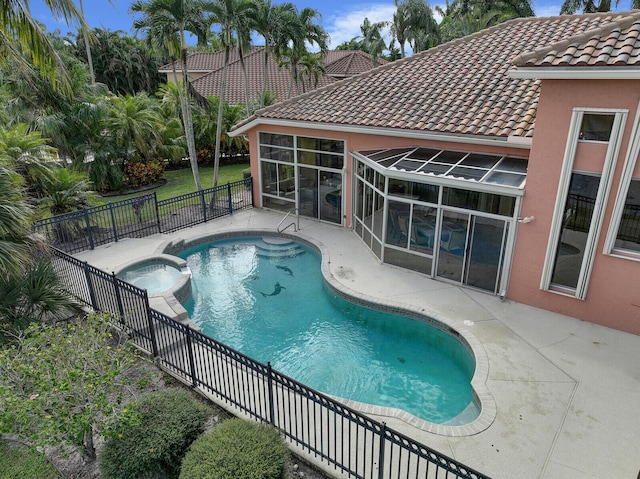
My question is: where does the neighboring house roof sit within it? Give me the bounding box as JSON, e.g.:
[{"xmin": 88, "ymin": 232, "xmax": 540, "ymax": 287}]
[
  {"xmin": 190, "ymin": 47, "xmax": 336, "ymax": 104},
  {"xmin": 160, "ymin": 47, "xmax": 385, "ymax": 104},
  {"xmin": 232, "ymin": 12, "xmax": 640, "ymax": 140},
  {"xmin": 322, "ymin": 50, "xmax": 387, "ymax": 77},
  {"xmin": 159, "ymin": 50, "xmax": 243, "ymax": 73}
]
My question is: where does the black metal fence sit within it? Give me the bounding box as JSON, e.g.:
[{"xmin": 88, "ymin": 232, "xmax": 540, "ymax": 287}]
[
  {"xmin": 565, "ymin": 192, "xmax": 640, "ymax": 244},
  {"xmin": 34, "ymin": 178, "xmax": 254, "ymax": 253},
  {"xmin": 51, "ymin": 247, "xmax": 490, "ymax": 479}
]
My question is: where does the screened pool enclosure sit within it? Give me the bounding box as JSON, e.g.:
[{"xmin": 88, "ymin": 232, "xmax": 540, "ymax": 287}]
[
  {"xmin": 257, "ymin": 133, "xmax": 528, "ymax": 295},
  {"xmin": 353, "ymin": 147, "xmax": 527, "ymax": 295}
]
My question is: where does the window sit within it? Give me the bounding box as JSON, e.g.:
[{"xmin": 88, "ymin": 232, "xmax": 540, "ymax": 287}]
[
  {"xmin": 550, "ymin": 174, "xmax": 600, "ymax": 289},
  {"xmin": 613, "ymin": 178, "xmax": 640, "ymax": 253},
  {"xmin": 605, "ymin": 102, "xmax": 640, "ymax": 258},
  {"xmin": 541, "ymin": 108, "xmax": 627, "ymax": 298},
  {"xmin": 579, "ymin": 114, "xmax": 615, "ymax": 141},
  {"xmin": 259, "ymin": 132, "xmax": 344, "ymax": 223}
]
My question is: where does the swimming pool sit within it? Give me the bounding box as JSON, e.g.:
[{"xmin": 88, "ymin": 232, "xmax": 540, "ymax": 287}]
[{"xmin": 179, "ymin": 236, "xmax": 479, "ymax": 425}]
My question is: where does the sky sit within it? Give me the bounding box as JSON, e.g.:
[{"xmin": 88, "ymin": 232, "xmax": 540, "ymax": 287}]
[{"xmin": 30, "ymin": 0, "xmax": 569, "ymax": 50}]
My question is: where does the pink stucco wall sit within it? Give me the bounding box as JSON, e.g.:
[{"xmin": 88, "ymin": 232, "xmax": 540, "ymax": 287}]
[{"xmin": 509, "ymin": 79, "xmax": 640, "ymax": 335}]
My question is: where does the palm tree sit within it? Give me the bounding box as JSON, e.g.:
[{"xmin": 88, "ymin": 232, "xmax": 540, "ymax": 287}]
[
  {"xmin": 131, "ymin": 0, "xmax": 208, "ymax": 191},
  {"xmin": 298, "ymin": 53, "xmax": 326, "ymax": 93},
  {"xmin": 0, "ymin": 0, "xmax": 86, "ymax": 87},
  {"xmin": 0, "ymin": 124, "xmax": 58, "ymax": 199},
  {"xmin": 203, "ymin": 0, "xmax": 253, "ymax": 189},
  {"xmin": 250, "ymin": 0, "xmax": 296, "ymax": 108},
  {"xmin": 359, "ymin": 18, "xmax": 388, "ymax": 66},
  {"xmin": 391, "ymin": 0, "xmax": 439, "ymax": 58},
  {"xmin": 38, "ymin": 167, "xmax": 93, "ymax": 216},
  {"xmin": 77, "ymin": 28, "xmax": 166, "ymax": 95},
  {"xmin": 106, "ymin": 93, "xmax": 164, "ymax": 164},
  {"xmin": 442, "ymin": 10, "xmax": 504, "ymax": 41},
  {"xmin": 284, "ymin": 6, "xmax": 328, "ymax": 98},
  {"xmin": 560, "ymin": 0, "xmax": 639, "ymax": 13},
  {"xmin": 0, "ymin": 164, "xmax": 80, "ymax": 335},
  {"xmin": 78, "ymin": 0, "xmax": 98, "ymax": 84},
  {"xmin": 0, "ymin": 257, "xmax": 81, "ymax": 335},
  {"xmin": 0, "ymin": 165, "xmax": 42, "ymax": 279}
]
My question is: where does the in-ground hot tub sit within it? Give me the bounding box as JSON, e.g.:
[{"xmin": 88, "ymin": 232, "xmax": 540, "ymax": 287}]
[{"xmin": 116, "ymin": 254, "xmax": 192, "ymax": 305}]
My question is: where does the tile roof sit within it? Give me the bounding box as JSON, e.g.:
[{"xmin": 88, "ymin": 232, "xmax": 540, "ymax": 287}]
[
  {"xmin": 513, "ymin": 11, "xmax": 640, "ymax": 67},
  {"xmin": 234, "ymin": 12, "xmax": 640, "ymax": 140},
  {"xmin": 191, "ymin": 48, "xmax": 336, "ymax": 104},
  {"xmin": 323, "ymin": 50, "xmax": 387, "ymax": 76},
  {"xmin": 159, "ymin": 50, "xmax": 245, "ymax": 72},
  {"xmin": 161, "ymin": 48, "xmax": 383, "ymax": 104}
]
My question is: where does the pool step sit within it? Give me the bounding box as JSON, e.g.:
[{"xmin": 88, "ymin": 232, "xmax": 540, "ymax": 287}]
[{"xmin": 255, "ymin": 240, "xmax": 306, "ymax": 259}]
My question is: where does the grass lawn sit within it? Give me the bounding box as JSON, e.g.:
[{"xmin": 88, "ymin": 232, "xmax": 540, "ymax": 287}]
[
  {"xmin": 0, "ymin": 440, "xmax": 62, "ymax": 479},
  {"xmin": 92, "ymin": 163, "xmax": 249, "ymax": 206}
]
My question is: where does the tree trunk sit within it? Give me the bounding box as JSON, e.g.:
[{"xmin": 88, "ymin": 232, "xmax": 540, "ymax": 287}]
[
  {"xmin": 79, "ymin": 0, "xmax": 95, "ymax": 84},
  {"xmin": 261, "ymin": 45, "xmax": 270, "ymax": 109},
  {"xmin": 82, "ymin": 427, "xmax": 96, "ymax": 461},
  {"xmin": 213, "ymin": 45, "xmax": 230, "ymax": 191},
  {"xmin": 181, "ymin": 49, "xmax": 202, "ymax": 191},
  {"xmin": 239, "ymin": 47, "xmax": 251, "ymax": 118}
]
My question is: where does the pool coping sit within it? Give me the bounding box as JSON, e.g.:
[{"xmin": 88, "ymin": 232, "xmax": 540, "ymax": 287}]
[{"xmin": 147, "ymin": 228, "xmax": 497, "ymax": 437}]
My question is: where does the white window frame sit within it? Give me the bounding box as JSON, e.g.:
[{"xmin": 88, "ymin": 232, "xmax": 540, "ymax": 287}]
[
  {"xmin": 540, "ymin": 108, "xmax": 627, "ymax": 299},
  {"xmin": 604, "ymin": 100, "xmax": 640, "ymax": 261}
]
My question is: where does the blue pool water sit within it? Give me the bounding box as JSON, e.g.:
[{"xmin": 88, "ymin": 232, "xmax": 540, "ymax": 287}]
[{"xmin": 180, "ymin": 237, "xmax": 477, "ymax": 424}]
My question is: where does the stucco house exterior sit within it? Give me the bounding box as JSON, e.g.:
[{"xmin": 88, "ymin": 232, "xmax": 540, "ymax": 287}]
[{"xmin": 230, "ymin": 12, "xmax": 640, "ymax": 335}]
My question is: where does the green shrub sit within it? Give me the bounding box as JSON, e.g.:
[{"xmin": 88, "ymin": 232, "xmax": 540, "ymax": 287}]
[
  {"xmin": 123, "ymin": 160, "xmax": 165, "ymax": 189},
  {"xmin": 99, "ymin": 388, "xmax": 210, "ymax": 479},
  {"xmin": 242, "ymin": 167, "xmax": 251, "ymax": 180},
  {"xmin": 0, "ymin": 440, "xmax": 61, "ymax": 479},
  {"xmin": 179, "ymin": 419, "xmax": 289, "ymax": 479}
]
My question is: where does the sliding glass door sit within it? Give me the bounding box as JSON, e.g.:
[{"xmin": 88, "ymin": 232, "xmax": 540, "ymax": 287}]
[
  {"xmin": 436, "ymin": 210, "xmax": 507, "ymax": 293},
  {"xmin": 298, "ymin": 166, "xmax": 342, "ymax": 224}
]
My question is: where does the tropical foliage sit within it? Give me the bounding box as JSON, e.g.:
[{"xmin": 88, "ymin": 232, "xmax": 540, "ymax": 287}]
[
  {"xmin": 132, "ymin": 0, "xmax": 208, "ymax": 191},
  {"xmin": 560, "ymin": 0, "xmax": 640, "ymax": 13},
  {"xmin": 72, "ymin": 28, "xmax": 167, "ymax": 95},
  {"xmin": 0, "ymin": 314, "xmax": 142, "ymax": 460},
  {"xmin": 0, "ymin": 126, "xmax": 82, "ymax": 335}
]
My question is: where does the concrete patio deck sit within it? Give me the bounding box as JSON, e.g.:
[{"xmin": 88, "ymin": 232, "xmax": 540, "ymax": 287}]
[{"xmin": 75, "ymin": 208, "xmax": 640, "ymax": 479}]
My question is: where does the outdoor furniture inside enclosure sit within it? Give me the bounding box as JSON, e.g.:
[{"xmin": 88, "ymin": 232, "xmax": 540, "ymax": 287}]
[{"xmin": 33, "ymin": 178, "xmax": 253, "ymax": 254}]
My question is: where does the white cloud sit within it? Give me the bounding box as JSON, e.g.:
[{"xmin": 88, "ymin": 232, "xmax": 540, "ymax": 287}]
[{"xmin": 324, "ymin": 3, "xmax": 396, "ymax": 49}]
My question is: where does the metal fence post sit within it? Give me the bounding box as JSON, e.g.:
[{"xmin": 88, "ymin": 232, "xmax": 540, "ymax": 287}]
[
  {"xmin": 227, "ymin": 182, "xmax": 233, "ymax": 214},
  {"xmin": 144, "ymin": 291, "xmax": 159, "ymax": 358},
  {"xmin": 200, "ymin": 189, "xmax": 207, "ymax": 223},
  {"xmin": 267, "ymin": 362, "xmax": 276, "ymax": 425},
  {"xmin": 111, "ymin": 272, "xmax": 126, "ymax": 327},
  {"xmin": 83, "ymin": 208, "xmax": 95, "ymax": 250},
  {"xmin": 378, "ymin": 422, "xmax": 387, "ymax": 479},
  {"xmin": 249, "ymin": 177, "xmax": 255, "ymax": 207},
  {"xmin": 83, "ymin": 261, "xmax": 98, "ymax": 309},
  {"xmin": 185, "ymin": 329, "xmax": 198, "ymax": 388},
  {"xmin": 153, "ymin": 191, "xmax": 162, "ymax": 233},
  {"xmin": 108, "ymin": 203, "xmax": 119, "ymax": 243}
]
